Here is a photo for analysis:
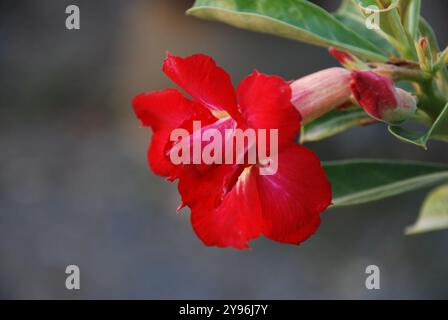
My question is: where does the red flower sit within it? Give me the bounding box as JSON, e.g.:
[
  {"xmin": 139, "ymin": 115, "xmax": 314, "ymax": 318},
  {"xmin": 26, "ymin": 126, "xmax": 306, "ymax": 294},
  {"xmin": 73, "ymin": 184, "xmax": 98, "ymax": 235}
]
[{"xmin": 133, "ymin": 53, "xmax": 332, "ymax": 249}]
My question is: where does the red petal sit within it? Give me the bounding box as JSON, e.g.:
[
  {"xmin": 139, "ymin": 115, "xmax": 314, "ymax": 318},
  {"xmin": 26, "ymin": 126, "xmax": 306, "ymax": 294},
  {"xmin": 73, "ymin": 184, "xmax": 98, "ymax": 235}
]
[
  {"xmin": 175, "ymin": 117, "xmax": 253, "ymax": 213},
  {"xmin": 132, "ymin": 88, "xmax": 215, "ymax": 177},
  {"xmin": 178, "ymin": 163, "xmax": 244, "ymax": 212},
  {"xmin": 255, "ymin": 145, "xmax": 332, "ymax": 244},
  {"xmin": 236, "ymin": 71, "xmax": 300, "ymax": 149},
  {"xmin": 133, "ymin": 88, "xmax": 194, "ymax": 130},
  {"xmin": 350, "ymin": 71, "xmax": 397, "ymax": 119},
  {"xmin": 146, "ymin": 129, "xmax": 175, "ymax": 177},
  {"xmin": 163, "ymin": 53, "xmax": 240, "ymax": 118},
  {"xmin": 172, "ymin": 117, "xmax": 238, "ymax": 175},
  {"xmin": 190, "ymin": 166, "xmax": 263, "ymax": 249}
]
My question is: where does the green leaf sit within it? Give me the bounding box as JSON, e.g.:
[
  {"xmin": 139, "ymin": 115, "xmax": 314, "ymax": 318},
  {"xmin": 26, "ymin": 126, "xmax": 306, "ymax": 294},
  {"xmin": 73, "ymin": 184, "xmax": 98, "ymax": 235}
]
[
  {"xmin": 351, "ymin": 0, "xmax": 414, "ymax": 58},
  {"xmin": 335, "ymin": 0, "xmax": 396, "ymax": 56},
  {"xmin": 388, "ymin": 102, "xmax": 448, "ymax": 149},
  {"xmin": 419, "ymin": 17, "xmax": 441, "ymax": 53},
  {"xmin": 400, "ymin": 0, "xmax": 421, "ymax": 40},
  {"xmin": 406, "ymin": 184, "xmax": 448, "ymax": 235},
  {"xmin": 301, "ymin": 108, "xmax": 373, "ymax": 143},
  {"xmin": 354, "ymin": 0, "xmax": 399, "ymax": 11},
  {"xmin": 187, "ymin": 0, "xmax": 387, "ymax": 61},
  {"xmin": 323, "ymin": 159, "xmax": 448, "ymax": 207}
]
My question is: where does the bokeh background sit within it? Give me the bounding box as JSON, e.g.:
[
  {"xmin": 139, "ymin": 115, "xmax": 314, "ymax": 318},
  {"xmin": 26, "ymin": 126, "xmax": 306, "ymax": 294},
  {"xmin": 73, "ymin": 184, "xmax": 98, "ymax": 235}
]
[{"xmin": 1, "ymin": 0, "xmax": 447, "ymax": 299}]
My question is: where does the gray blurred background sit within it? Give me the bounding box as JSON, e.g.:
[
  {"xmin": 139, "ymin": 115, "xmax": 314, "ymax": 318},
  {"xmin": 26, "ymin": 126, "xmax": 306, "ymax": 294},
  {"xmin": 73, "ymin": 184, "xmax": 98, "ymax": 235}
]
[{"xmin": 0, "ymin": 0, "xmax": 447, "ymax": 299}]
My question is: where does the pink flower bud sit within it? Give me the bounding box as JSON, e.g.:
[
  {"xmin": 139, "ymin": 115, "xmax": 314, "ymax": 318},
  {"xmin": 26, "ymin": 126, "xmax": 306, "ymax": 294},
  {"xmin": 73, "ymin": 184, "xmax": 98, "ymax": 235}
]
[
  {"xmin": 350, "ymin": 71, "xmax": 417, "ymax": 124},
  {"xmin": 419, "ymin": 37, "xmax": 428, "ymax": 50},
  {"xmin": 329, "ymin": 47, "xmax": 368, "ymax": 70},
  {"xmin": 290, "ymin": 68, "xmax": 352, "ymax": 124}
]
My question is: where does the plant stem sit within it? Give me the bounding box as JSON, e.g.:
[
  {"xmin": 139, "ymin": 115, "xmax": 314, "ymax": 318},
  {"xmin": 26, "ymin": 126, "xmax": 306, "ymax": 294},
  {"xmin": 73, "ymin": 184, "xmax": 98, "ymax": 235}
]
[{"xmin": 416, "ymin": 79, "xmax": 447, "ymax": 121}]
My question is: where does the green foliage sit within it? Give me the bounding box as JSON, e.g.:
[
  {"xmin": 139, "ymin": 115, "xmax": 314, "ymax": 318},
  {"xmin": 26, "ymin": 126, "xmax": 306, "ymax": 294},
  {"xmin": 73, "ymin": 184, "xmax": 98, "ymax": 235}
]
[
  {"xmin": 406, "ymin": 184, "xmax": 448, "ymax": 234},
  {"xmin": 355, "ymin": 0, "xmax": 399, "ymax": 9},
  {"xmin": 400, "ymin": 0, "xmax": 421, "ymax": 40},
  {"xmin": 187, "ymin": 0, "xmax": 387, "ymax": 61},
  {"xmin": 324, "ymin": 160, "xmax": 448, "ymax": 207},
  {"xmin": 301, "ymin": 108, "xmax": 372, "ymax": 142},
  {"xmin": 351, "ymin": 0, "xmax": 414, "ymax": 58},
  {"xmin": 388, "ymin": 102, "xmax": 448, "ymax": 148},
  {"xmin": 335, "ymin": 0, "xmax": 396, "ymax": 55}
]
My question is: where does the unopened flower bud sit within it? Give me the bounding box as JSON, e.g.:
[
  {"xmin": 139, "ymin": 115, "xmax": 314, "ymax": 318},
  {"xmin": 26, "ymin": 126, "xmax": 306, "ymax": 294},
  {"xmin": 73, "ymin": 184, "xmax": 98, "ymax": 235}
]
[
  {"xmin": 329, "ymin": 47, "xmax": 368, "ymax": 70},
  {"xmin": 415, "ymin": 37, "xmax": 432, "ymax": 73},
  {"xmin": 350, "ymin": 71, "xmax": 417, "ymax": 125},
  {"xmin": 291, "ymin": 68, "xmax": 352, "ymax": 124}
]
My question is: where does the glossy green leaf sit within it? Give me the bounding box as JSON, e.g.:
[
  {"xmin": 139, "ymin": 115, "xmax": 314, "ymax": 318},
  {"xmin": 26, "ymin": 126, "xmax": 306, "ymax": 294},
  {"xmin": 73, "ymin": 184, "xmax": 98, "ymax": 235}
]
[
  {"xmin": 400, "ymin": 0, "xmax": 421, "ymax": 40},
  {"xmin": 406, "ymin": 184, "xmax": 448, "ymax": 235},
  {"xmin": 388, "ymin": 102, "xmax": 448, "ymax": 148},
  {"xmin": 323, "ymin": 159, "xmax": 448, "ymax": 207},
  {"xmin": 187, "ymin": 0, "xmax": 387, "ymax": 61},
  {"xmin": 301, "ymin": 108, "xmax": 373, "ymax": 143},
  {"xmin": 335, "ymin": 0, "xmax": 396, "ymax": 56}
]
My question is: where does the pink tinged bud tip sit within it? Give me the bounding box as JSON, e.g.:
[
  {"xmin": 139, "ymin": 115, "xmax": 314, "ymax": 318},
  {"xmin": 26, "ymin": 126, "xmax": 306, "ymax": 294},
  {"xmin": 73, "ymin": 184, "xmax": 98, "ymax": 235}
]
[
  {"xmin": 419, "ymin": 37, "xmax": 428, "ymax": 50},
  {"xmin": 329, "ymin": 47, "xmax": 355, "ymax": 65},
  {"xmin": 290, "ymin": 68, "xmax": 352, "ymax": 124},
  {"xmin": 350, "ymin": 71, "xmax": 417, "ymax": 125},
  {"xmin": 328, "ymin": 47, "xmax": 368, "ymax": 70}
]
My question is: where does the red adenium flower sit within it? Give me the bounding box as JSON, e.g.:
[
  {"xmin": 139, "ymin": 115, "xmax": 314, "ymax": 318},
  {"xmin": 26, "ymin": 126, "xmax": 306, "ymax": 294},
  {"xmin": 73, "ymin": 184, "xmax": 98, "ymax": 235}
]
[{"xmin": 133, "ymin": 53, "xmax": 332, "ymax": 249}]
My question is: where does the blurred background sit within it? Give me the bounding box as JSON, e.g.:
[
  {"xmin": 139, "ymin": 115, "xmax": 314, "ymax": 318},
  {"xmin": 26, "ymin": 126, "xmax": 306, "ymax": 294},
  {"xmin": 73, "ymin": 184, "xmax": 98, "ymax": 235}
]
[{"xmin": 0, "ymin": 0, "xmax": 447, "ymax": 299}]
